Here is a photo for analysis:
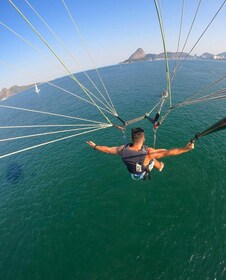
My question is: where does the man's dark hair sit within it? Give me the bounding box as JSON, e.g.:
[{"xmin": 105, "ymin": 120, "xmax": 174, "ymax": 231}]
[{"xmin": 131, "ymin": 127, "xmax": 145, "ymax": 143}]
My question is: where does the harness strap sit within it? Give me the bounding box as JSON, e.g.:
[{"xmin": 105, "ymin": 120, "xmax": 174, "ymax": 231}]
[
  {"xmin": 131, "ymin": 160, "xmax": 154, "ymax": 181},
  {"xmin": 143, "ymin": 171, "xmax": 151, "ymax": 181}
]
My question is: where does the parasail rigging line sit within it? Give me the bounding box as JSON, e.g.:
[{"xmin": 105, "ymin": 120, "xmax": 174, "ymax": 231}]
[
  {"xmin": 23, "ymin": 0, "xmax": 116, "ymax": 115},
  {"xmin": 44, "ymin": 80, "xmax": 115, "ymax": 115},
  {"xmin": 9, "ymin": 0, "xmax": 113, "ymax": 125},
  {"xmin": 173, "ymin": 90, "xmax": 226, "ymax": 108},
  {"xmin": 3, "ymin": 0, "xmax": 225, "ymax": 151},
  {"xmin": 171, "ymin": 0, "xmax": 226, "ymax": 80},
  {"xmin": 60, "ymin": 0, "xmax": 117, "ymax": 115},
  {"xmin": 0, "ymin": 124, "xmax": 102, "ymax": 129},
  {"xmin": 0, "ymin": 126, "xmax": 100, "ymax": 143},
  {"xmin": 0, "ymin": 126, "xmax": 106, "ymax": 160},
  {"xmin": 171, "ymin": 0, "xmax": 202, "ymax": 82},
  {"xmin": 173, "ymin": 0, "xmax": 185, "ymax": 69},
  {"xmin": 190, "ymin": 88, "xmax": 226, "ymax": 101},
  {"xmin": 0, "ymin": 18, "xmax": 115, "ymax": 117},
  {"xmin": 153, "ymin": 0, "xmax": 172, "ymax": 108},
  {"xmin": 0, "ymin": 104, "xmax": 112, "ymax": 127},
  {"xmin": 141, "ymin": 0, "xmax": 172, "ymax": 148},
  {"xmin": 0, "ymin": 21, "xmax": 65, "ymax": 73},
  {"xmin": 158, "ymin": 89, "xmax": 226, "ymax": 125},
  {"xmin": 0, "ymin": 22, "xmax": 115, "ymax": 116},
  {"xmin": 153, "ymin": 0, "xmax": 226, "ymax": 128},
  {"xmin": 118, "ymin": 1, "xmax": 174, "ymax": 147},
  {"xmin": 146, "ymin": 96, "xmax": 166, "ymax": 116},
  {"xmin": 0, "ymin": 59, "xmax": 115, "ymax": 116},
  {"xmin": 144, "ymin": 91, "xmax": 168, "ymax": 126},
  {"xmin": 192, "ymin": 75, "xmax": 226, "ymax": 98},
  {"xmin": 174, "ymin": 75, "xmax": 226, "ymax": 108},
  {"xmin": 118, "ymin": 94, "xmax": 167, "ymax": 128}
]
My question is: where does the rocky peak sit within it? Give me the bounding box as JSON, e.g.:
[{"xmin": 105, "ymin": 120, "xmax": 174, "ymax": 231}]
[
  {"xmin": 128, "ymin": 48, "xmax": 146, "ymax": 60},
  {"xmin": 0, "ymin": 84, "xmax": 35, "ymax": 100}
]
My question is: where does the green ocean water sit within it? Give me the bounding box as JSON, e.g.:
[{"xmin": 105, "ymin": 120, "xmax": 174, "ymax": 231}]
[{"xmin": 0, "ymin": 60, "xmax": 225, "ymax": 280}]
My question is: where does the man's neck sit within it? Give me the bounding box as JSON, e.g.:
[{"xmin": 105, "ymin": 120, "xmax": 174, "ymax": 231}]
[{"xmin": 131, "ymin": 142, "xmax": 143, "ymax": 151}]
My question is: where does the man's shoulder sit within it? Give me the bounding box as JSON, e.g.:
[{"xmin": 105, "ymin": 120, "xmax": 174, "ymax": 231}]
[
  {"xmin": 146, "ymin": 147, "xmax": 155, "ymax": 152},
  {"xmin": 117, "ymin": 144, "xmax": 125, "ymax": 150}
]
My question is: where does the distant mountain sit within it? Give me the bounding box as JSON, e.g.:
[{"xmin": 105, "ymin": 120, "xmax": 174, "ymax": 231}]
[
  {"xmin": 145, "ymin": 53, "xmax": 157, "ymax": 60},
  {"xmin": 121, "ymin": 48, "xmax": 194, "ymax": 64},
  {"xmin": 200, "ymin": 52, "xmax": 214, "ymax": 59},
  {"xmin": 122, "ymin": 48, "xmax": 147, "ymax": 63},
  {"xmin": 200, "ymin": 52, "xmax": 226, "ymax": 59},
  {"xmin": 121, "ymin": 48, "xmax": 226, "ymax": 64},
  {"xmin": 0, "ymin": 84, "xmax": 34, "ymax": 100},
  {"xmin": 218, "ymin": 52, "xmax": 226, "ymax": 58}
]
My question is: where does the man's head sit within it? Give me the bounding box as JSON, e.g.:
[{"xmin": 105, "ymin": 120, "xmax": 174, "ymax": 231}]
[{"xmin": 131, "ymin": 127, "xmax": 145, "ymax": 144}]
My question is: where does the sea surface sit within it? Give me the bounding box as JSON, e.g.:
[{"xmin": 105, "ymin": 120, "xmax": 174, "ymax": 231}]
[{"xmin": 0, "ymin": 60, "xmax": 225, "ymax": 280}]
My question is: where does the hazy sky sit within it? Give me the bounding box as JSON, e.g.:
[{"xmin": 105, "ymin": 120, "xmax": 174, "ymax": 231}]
[{"xmin": 0, "ymin": 0, "xmax": 226, "ymax": 89}]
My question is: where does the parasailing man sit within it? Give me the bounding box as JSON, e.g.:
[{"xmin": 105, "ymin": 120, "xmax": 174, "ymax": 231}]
[{"xmin": 87, "ymin": 127, "xmax": 194, "ymax": 180}]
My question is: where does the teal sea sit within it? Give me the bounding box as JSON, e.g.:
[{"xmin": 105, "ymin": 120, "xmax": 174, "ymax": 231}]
[{"xmin": 0, "ymin": 60, "xmax": 225, "ymax": 280}]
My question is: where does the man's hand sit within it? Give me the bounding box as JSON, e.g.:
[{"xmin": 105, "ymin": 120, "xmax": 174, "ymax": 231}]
[
  {"xmin": 87, "ymin": 141, "xmax": 96, "ymax": 149},
  {"xmin": 186, "ymin": 142, "xmax": 195, "ymax": 150}
]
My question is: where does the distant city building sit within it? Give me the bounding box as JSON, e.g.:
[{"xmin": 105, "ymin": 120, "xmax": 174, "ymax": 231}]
[{"xmin": 213, "ymin": 55, "xmax": 224, "ymax": 60}]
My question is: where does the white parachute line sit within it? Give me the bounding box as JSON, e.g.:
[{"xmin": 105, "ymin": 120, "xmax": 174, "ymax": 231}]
[
  {"xmin": 0, "ymin": 60, "xmax": 115, "ymax": 116},
  {"xmin": 173, "ymin": 88, "xmax": 226, "ymax": 108},
  {"xmin": 182, "ymin": 75, "xmax": 226, "ymax": 104},
  {"xmin": 175, "ymin": 95, "xmax": 226, "ymax": 108},
  {"xmin": 23, "ymin": 0, "xmax": 116, "ymax": 115},
  {"xmin": 171, "ymin": 0, "xmax": 226, "ymax": 80},
  {"xmin": 70, "ymin": 83, "xmax": 115, "ymax": 115},
  {"xmin": 0, "ymin": 104, "xmax": 106, "ymax": 124},
  {"xmin": 153, "ymin": 0, "xmax": 172, "ymax": 107},
  {"xmin": 174, "ymin": 87, "xmax": 226, "ymax": 108},
  {"xmin": 0, "ymin": 126, "xmax": 98, "ymax": 143},
  {"xmin": 171, "ymin": 0, "xmax": 202, "ymax": 81},
  {"xmin": 176, "ymin": 0, "xmax": 184, "ymax": 55},
  {"xmin": 156, "ymin": 0, "xmax": 165, "ymax": 35},
  {"xmin": 191, "ymin": 88, "xmax": 226, "ymax": 101},
  {"xmin": 9, "ymin": 0, "xmax": 112, "ymax": 124},
  {"xmin": 0, "ymin": 124, "xmax": 103, "ymax": 129},
  {"xmin": 159, "ymin": 108, "xmax": 171, "ymax": 125},
  {"xmin": 173, "ymin": 0, "xmax": 184, "ymax": 73},
  {"xmin": 0, "ymin": 127, "xmax": 107, "ymax": 160},
  {"xmin": 0, "ymin": 23, "xmax": 114, "ymax": 115},
  {"xmin": 60, "ymin": 0, "xmax": 117, "ymax": 115},
  {"xmin": 0, "ymin": 23, "xmax": 115, "ymax": 115},
  {"xmin": 44, "ymin": 80, "xmax": 115, "ymax": 115},
  {"xmin": 145, "ymin": 94, "xmax": 169, "ymax": 128},
  {"xmin": 146, "ymin": 97, "xmax": 164, "ymax": 116},
  {"xmin": 0, "ymin": 21, "xmax": 66, "ymax": 73}
]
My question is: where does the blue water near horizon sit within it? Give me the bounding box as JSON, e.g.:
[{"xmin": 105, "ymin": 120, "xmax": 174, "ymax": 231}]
[{"xmin": 0, "ymin": 60, "xmax": 225, "ymax": 280}]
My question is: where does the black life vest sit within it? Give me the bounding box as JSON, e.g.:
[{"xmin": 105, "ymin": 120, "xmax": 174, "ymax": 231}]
[{"xmin": 121, "ymin": 144, "xmax": 148, "ymax": 174}]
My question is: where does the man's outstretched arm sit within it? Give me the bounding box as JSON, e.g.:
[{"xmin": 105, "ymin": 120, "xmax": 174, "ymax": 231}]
[
  {"xmin": 147, "ymin": 142, "xmax": 194, "ymax": 160},
  {"xmin": 87, "ymin": 141, "xmax": 123, "ymax": 155}
]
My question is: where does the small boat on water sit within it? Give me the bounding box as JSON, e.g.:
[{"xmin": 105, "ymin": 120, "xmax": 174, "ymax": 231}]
[{"xmin": 35, "ymin": 84, "xmax": 40, "ymax": 94}]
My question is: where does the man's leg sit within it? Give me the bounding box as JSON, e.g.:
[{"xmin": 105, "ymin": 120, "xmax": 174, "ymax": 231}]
[{"xmin": 153, "ymin": 159, "xmax": 164, "ymax": 172}]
